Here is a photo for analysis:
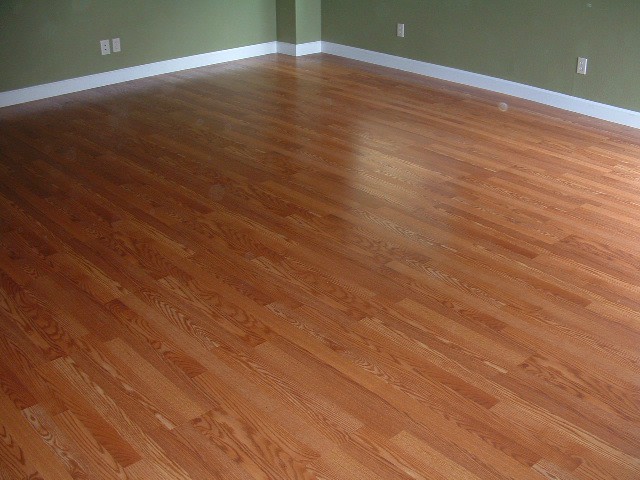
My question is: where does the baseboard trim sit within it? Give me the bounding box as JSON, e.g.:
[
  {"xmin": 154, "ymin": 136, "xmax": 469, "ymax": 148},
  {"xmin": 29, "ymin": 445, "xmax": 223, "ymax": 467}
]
[
  {"xmin": 0, "ymin": 41, "xmax": 278, "ymax": 108},
  {"xmin": 277, "ymin": 42, "xmax": 298, "ymax": 57},
  {"xmin": 3, "ymin": 39, "xmax": 639, "ymax": 129},
  {"xmin": 277, "ymin": 41, "xmax": 322, "ymax": 57},
  {"xmin": 321, "ymin": 42, "xmax": 640, "ymax": 130}
]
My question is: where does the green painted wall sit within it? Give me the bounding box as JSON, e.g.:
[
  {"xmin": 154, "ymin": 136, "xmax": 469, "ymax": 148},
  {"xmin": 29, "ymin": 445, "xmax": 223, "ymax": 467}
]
[
  {"xmin": 276, "ymin": 0, "xmax": 320, "ymax": 44},
  {"xmin": 2, "ymin": 0, "xmax": 637, "ymax": 113},
  {"xmin": 0, "ymin": 0, "xmax": 276, "ymax": 92},
  {"xmin": 276, "ymin": 0, "xmax": 297, "ymax": 43},
  {"xmin": 322, "ymin": 0, "xmax": 640, "ymax": 112},
  {"xmin": 295, "ymin": 0, "xmax": 321, "ymax": 44}
]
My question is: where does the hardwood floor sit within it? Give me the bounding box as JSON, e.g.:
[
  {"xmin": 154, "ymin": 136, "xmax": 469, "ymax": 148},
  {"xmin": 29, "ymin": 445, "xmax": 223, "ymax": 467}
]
[{"xmin": 0, "ymin": 53, "xmax": 639, "ymax": 479}]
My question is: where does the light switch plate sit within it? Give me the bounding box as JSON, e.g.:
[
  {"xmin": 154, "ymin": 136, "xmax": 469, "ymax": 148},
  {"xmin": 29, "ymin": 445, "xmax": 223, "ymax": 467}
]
[{"xmin": 577, "ymin": 57, "xmax": 588, "ymax": 75}]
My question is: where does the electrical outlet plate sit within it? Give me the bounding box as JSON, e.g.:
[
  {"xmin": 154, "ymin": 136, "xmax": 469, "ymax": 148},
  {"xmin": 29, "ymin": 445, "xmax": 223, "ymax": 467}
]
[
  {"xmin": 397, "ymin": 23, "xmax": 405, "ymax": 38},
  {"xmin": 100, "ymin": 39, "xmax": 111, "ymax": 55},
  {"xmin": 577, "ymin": 57, "xmax": 588, "ymax": 75},
  {"xmin": 112, "ymin": 37, "xmax": 121, "ymax": 53}
]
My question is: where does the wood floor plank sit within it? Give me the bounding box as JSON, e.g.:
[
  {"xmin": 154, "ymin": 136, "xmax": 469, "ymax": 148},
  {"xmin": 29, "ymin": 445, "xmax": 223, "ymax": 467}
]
[
  {"xmin": 1, "ymin": 53, "xmax": 639, "ymax": 479},
  {"xmin": 0, "ymin": 391, "xmax": 75, "ymax": 480}
]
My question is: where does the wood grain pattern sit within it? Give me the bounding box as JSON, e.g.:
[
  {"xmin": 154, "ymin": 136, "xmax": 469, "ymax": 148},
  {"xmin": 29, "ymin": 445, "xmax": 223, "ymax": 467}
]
[{"xmin": 1, "ymin": 53, "xmax": 639, "ymax": 479}]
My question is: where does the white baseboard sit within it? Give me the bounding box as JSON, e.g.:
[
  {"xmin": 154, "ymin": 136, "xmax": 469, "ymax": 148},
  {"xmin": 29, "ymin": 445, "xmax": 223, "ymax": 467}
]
[
  {"xmin": 2, "ymin": 39, "xmax": 638, "ymax": 129},
  {"xmin": 277, "ymin": 41, "xmax": 322, "ymax": 57},
  {"xmin": 276, "ymin": 42, "xmax": 298, "ymax": 57},
  {"xmin": 322, "ymin": 42, "xmax": 640, "ymax": 130},
  {"xmin": 0, "ymin": 41, "xmax": 278, "ymax": 108}
]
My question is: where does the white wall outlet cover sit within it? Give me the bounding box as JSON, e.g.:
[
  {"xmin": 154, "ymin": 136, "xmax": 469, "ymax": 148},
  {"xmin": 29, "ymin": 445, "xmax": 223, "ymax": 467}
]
[
  {"xmin": 112, "ymin": 38, "xmax": 121, "ymax": 53},
  {"xmin": 397, "ymin": 23, "xmax": 405, "ymax": 38},
  {"xmin": 100, "ymin": 39, "xmax": 111, "ymax": 55}
]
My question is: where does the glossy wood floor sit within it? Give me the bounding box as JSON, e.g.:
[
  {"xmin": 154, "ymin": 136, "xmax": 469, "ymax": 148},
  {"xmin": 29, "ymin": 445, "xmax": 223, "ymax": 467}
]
[{"xmin": 1, "ymin": 54, "xmax": 639, "ymax": 480}]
